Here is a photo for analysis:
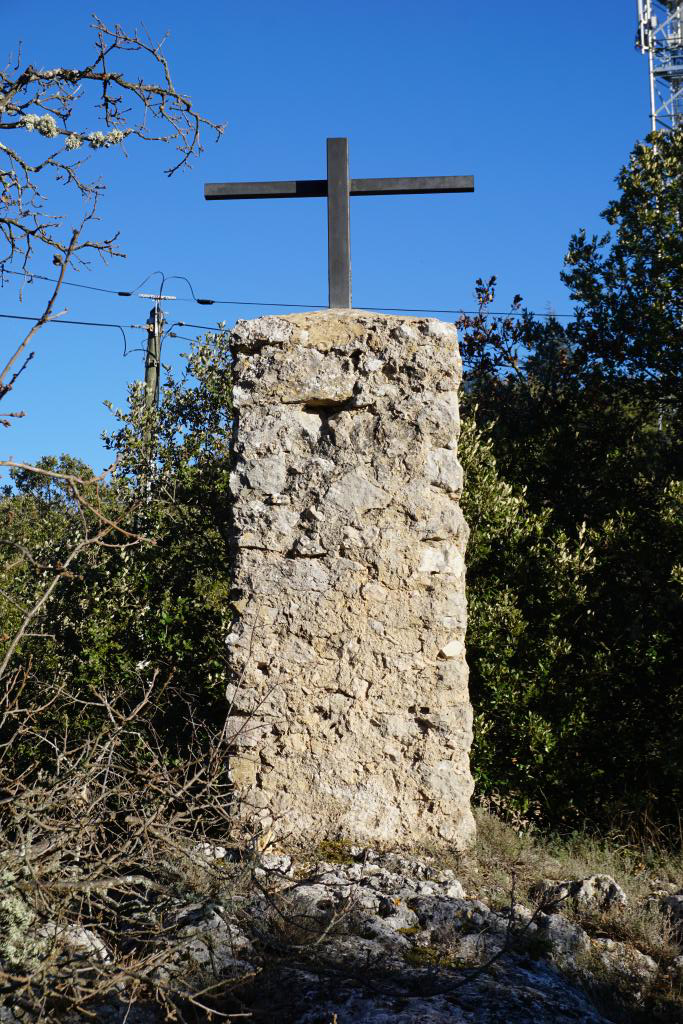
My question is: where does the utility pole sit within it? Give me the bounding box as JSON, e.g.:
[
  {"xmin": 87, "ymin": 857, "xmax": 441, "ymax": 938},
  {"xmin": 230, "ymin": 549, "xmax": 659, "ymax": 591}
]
[
  {"xmin": 143, "ymin": 301, "xmax": 163, "ymax": 445},
  {"xmin": 134, "ymin": 293, "xmax": 173, "ymax": 448},
  {"xmin": 636, "ymin": 1, "xmax": 683, "ymax": 133}
]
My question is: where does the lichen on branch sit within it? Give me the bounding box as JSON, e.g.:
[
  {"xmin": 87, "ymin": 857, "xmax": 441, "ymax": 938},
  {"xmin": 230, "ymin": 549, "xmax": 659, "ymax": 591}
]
[{"xmin": 0, "ymin": 16, "xmax": 224, "ymax": 272}]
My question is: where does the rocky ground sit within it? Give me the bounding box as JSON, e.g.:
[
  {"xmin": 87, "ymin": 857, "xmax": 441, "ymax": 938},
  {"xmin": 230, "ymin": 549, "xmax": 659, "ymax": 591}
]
[
  {"xmin": 168, "ymin": 845, "xmax": 683, "ymax": 1023},
  {"xmin": 5, "ymin": 835, "xmax": 680, "ymax": 1024}
]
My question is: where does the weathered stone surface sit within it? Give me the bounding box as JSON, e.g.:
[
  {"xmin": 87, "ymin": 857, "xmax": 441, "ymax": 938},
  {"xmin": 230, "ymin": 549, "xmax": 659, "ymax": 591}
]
[
  {"xmin": 237, "ymin": 849, "xmax": 621, "ymax": 1024},
  {"xmin": 530, "ymin": 875, "xmax": 628, "ymax": 914},
  {"xmin": 226, "ymin": 310, "xmax": 474, "ymax": 850},
  {"xmin": 661, "ymin": 890, "xmax": 683, "ymax": 940},
  {"xmin": 6, "ymin": 845, "xmax": 674, "ymax": 1023}
]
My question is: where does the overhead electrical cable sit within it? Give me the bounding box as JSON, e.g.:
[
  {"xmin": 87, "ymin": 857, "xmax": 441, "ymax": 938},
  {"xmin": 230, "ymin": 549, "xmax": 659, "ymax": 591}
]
[
  {"xmin": 0, "ymin": 311, "xmax": 220, "ymax": 357},
  {"xmin": 0, "ymin": 267, "xmax": 575, "ymax": 319},
  {"xmin": 0, "ymin": 311, "xmax": 218, "ymax": 332}
]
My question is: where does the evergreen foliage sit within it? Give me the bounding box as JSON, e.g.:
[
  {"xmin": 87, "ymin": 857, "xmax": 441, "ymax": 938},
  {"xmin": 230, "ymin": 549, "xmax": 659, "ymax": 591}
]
[
  {"xmin": 0, "ymin": 333, "xmax": 234, "ymax": 764},
  {"xmin": 460, "ymin": 131, "xmax": 683, "ymax": 833}
]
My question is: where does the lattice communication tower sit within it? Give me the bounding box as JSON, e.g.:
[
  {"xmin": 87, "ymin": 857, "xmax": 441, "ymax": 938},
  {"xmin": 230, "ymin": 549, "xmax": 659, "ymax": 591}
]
[{"xmin": 636, "ymin": 1, "xmax": 683, "ymax": 131}]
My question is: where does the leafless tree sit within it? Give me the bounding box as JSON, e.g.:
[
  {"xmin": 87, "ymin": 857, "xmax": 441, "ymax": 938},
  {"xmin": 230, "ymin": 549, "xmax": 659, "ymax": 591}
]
[
  {"xmin": 0, "ymin": 16, "xmax": 223, "ymax": 421},
  {"xmin": 0, "ymin": 467, "xmax": 255, "ymax": 1021},
  {"xmin": 0, "ymin": 31, "xmax": 239, "ymax": 1015},
  {"xmin": 0, "ymin": 664, "xmax": 254, "ymax": 1022}
]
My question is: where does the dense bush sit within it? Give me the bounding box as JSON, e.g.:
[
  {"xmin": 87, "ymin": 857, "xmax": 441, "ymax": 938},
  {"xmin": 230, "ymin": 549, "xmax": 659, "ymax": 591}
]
[
  {"xmin": 0, "ymin": 332, "xmax": 234, "ymax": 766},
  {"xmin": 460, "ymin": 131, "xmax": 683, "ymax": 833},
  {"xmin": 459, "ymin": 414, "xmax": 596, "ymax": 824}
]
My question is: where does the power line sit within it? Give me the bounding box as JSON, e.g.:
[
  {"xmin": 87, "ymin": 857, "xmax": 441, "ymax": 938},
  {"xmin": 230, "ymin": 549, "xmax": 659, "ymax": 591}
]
[
  {"xmin": 0, "ymin": 311, "xmax": 217, "ymax": 332},
  {"xmin": 0, "ymin": 267, "xmax": 575, "ymax": 319},
  {"xmin": 1, "ymin": 267, "xmax": 134, "ymax": 298},
  {"xmin": 0, "ymin": 311, "xmax": 131, "ymax": 330},
  {"xmin": 370, "ymin": 304, "xmax": 572, "ymax": 318},
  {"xmin": 0, "ymin": 311, "xmax": 220, "ymax": 358}
]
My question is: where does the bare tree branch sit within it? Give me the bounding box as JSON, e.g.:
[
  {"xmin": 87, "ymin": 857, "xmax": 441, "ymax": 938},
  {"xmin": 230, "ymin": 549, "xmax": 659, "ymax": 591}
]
[
  {"xmin": 0, "ymin": 17, "xmax": 223, "ymax": 271},
  {"xmin": 0, "ymin": 17, "xmax": 223, "ymax": 419}
]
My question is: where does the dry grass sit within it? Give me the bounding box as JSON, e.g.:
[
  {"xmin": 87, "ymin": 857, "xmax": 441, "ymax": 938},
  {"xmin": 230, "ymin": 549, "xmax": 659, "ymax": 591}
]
[
  {"xmin": 441, "ymin": 806, "xmax": 683, "ymax": 1022},
  {"xmin": 450, "ymin": 806, "xmax": 679, "ymax": 921},
  {"xmin": 1, "ymin": 641, "xmax": 681, "ymax": 1023},
  {"xmin": 2, "ymin": 765, "xmax": 682, "ymax": 1023}
]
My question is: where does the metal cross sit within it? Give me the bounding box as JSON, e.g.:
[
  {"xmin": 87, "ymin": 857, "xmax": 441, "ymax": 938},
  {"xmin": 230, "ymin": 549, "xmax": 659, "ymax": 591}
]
[{"xmin": 204, "ymin": 138, "xmax": 474, "ymax": 309}]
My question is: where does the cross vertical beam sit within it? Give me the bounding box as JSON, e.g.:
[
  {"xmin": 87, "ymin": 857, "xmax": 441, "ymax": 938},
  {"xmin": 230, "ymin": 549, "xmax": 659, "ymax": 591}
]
[{"xmin": 327, "ymin": 138, "xmax": 351, "ymax": 308}]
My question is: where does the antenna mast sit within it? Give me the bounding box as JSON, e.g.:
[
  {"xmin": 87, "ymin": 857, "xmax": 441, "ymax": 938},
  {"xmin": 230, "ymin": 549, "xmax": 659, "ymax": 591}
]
[{"xmin": 636, "ymin": 1, "xmax": 683, "ymax": 132}]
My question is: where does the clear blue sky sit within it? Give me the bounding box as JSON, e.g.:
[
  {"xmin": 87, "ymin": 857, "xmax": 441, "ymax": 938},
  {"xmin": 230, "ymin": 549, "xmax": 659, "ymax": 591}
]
[{"xmin": 2, "ymin": 1, "xmax": 650, "ymax": 473}]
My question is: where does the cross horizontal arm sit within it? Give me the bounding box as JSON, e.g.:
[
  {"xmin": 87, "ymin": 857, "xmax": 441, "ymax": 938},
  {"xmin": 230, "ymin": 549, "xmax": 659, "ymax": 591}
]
[
  {"xmin": 204, "ymin": 174, "xmax": 474, "ymax": 201},
  {"xmin": 350, "ymin": 175, "xmax": 474, "ymax": 196},
  {"xmin": 204, "ymin": 179, "xmax": 328, "ymax": 200}
]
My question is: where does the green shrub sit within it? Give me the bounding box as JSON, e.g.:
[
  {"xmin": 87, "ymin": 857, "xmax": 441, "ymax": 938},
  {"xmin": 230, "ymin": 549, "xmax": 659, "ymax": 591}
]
[{"xmin": 0, "ymin": 331, "xmax": 234, "ymax": 769}]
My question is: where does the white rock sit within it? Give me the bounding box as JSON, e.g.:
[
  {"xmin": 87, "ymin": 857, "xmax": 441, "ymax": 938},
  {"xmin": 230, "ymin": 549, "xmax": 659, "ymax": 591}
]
[
  {"xmin": 438, "ymin": 638, "xmax": 465, "ymax": 660},
  {"xmin": 531, "ymin": 874, "xmax": 627, "ymax": 913},
  {"xmin": 196, "ymin": 842, "xmax": 228, "ymax": 861},
  {"xmin": 661, "ymin": 891, "xmax": 683, "ymax": 938},
  {"xmin": 40, "ymin": 922, "xmax": 110, "ymax": 962}
]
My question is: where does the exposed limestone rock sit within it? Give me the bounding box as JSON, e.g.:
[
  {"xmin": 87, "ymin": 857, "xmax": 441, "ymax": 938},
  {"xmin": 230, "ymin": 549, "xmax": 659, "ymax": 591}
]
[
  {"xmin": 530, "ymin": 875, "xmax": 628, "ymax": 914},
  {"xmin": 39, "ymin": 922, "xmax": 110, "ymax": 963},
  {"xmin": 223, "ymin": 849, "xmax": 628, "ymax": 1024},
  {"xmin": 226, "ymin": 310, "xmax": 474, "ymax": 850},
  {"xmin": 661, "ymin": 890, "xmax": 683, "ymax": 940},
  {"xmin": 4, "ymin": 843, "xmax": 677, "ymax": 1023},
  {"xmin": 589, "ymin": 939, "xmax": 658, "ymax": 995}
]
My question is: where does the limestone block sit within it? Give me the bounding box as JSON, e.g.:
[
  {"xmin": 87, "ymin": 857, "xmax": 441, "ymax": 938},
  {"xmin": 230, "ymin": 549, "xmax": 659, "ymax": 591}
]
[{"xmin": 226, "ymin": 310, "xmax": 475, "ymax": 851}]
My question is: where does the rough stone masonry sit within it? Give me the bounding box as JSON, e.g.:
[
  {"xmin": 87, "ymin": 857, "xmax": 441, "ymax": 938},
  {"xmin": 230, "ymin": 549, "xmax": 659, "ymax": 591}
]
[{"xmin": 226, "ymin": 310, "xmax": 475, "ymax": 850}]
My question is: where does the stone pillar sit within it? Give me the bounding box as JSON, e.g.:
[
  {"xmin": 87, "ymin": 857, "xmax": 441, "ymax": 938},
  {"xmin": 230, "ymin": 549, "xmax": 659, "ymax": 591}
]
[{"xmin": 226, "ymin": 310, "xmax": 475, "ymax": 851}]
